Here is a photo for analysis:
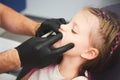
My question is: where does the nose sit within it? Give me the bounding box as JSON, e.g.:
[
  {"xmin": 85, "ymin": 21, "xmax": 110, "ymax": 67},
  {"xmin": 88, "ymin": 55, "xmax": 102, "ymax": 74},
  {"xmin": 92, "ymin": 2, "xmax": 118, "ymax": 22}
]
[{"xmin": 60, "ymin": 24, "xmax": 72, "ymax": 32}]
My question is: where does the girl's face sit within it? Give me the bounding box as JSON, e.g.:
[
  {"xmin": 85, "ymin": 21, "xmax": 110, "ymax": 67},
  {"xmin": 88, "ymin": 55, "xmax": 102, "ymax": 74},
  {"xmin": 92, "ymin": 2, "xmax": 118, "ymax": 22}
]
[{"xmin": 53, "ymin": 9, "xmax": 99, "ymax": 56}]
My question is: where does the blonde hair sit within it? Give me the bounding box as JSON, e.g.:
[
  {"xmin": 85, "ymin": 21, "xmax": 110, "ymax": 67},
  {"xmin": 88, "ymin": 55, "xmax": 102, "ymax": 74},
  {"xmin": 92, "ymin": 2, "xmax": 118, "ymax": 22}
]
[{"xmin": 81, "ymin": 7, "xmax": 120, "ymax": 76}]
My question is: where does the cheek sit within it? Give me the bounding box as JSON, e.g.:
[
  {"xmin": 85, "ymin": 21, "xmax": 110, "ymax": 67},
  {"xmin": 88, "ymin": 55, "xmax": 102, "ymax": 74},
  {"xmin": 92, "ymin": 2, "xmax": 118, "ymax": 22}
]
[
  {"xmin": 65, "ymin": 38, "xmax": 82, "ymax": 55},
  {"xmin": 63, "ymin": 37, "xmax": 88, "ymax": 56},
  {"xmin": 53, "ymin": 32, "xmax": 86, "ymax": 56},
  {"xmin": 66, "ymin": 39, "xmax": 81, "ymax": 54}
]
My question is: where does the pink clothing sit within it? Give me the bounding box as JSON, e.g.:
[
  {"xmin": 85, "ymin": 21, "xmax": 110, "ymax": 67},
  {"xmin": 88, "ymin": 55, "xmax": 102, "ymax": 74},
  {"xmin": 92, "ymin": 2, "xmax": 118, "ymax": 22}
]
[{"xmin": 28, "ymin": 65, "xmax": 88, "ymax": 80}]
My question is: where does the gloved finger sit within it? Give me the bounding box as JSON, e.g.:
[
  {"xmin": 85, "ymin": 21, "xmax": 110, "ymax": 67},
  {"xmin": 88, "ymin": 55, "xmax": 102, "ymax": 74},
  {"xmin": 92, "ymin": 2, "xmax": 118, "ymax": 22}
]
[
  {"xmin": 45, "ymin": 33, "xmax": 62, "ymax": 45},
  {"xmin": 52, "ymin": 43, "xmax": 74, "ymax": 55},
  {"xmin": 58, "ymin": 18, "xmax": 66, "ymax": 24}
]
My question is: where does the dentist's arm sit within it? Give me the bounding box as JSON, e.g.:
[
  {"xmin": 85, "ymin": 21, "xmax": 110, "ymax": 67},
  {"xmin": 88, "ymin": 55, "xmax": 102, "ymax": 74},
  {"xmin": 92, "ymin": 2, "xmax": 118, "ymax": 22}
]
[
  {"xmin": 0, "ymin": 49, "xmax": 21, "ymax": 73},
  {"xmin": 0, "ymin": 3, "xmax": 66, "ymax": 37},
  {"xmin": 0, "ymin": 3, "xmax": 40, "ymax": 36}
]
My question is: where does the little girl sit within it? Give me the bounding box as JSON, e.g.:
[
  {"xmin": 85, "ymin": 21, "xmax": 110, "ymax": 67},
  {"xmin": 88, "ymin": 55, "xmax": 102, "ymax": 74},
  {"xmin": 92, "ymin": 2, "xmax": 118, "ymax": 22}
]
[{"xmin": 21, "ymin": 7, "xmax": 120, "ymax": 80}]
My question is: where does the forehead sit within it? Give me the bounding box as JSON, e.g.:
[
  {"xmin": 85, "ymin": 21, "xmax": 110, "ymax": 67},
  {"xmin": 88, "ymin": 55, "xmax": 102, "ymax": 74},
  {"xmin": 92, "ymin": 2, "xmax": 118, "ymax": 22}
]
[{"xmin": 71, "ymin": 9, "xmax": 99, "ymax": 29}]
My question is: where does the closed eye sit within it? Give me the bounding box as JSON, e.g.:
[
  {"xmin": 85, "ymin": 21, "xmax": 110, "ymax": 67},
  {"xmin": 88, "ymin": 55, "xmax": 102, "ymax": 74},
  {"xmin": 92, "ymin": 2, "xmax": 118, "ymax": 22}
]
[{"xmin": 71, "ymin": 29, "xmax": 77, "ymax": 34}]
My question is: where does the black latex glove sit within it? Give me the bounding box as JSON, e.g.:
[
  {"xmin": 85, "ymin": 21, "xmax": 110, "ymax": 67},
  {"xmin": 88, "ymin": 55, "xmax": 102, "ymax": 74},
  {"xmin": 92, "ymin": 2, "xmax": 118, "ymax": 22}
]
[
  {"xmin": 16, "ymin": 33, "xmax": 74, "ymax": 68},
  {"xmin": 36, "ymin": 18, "xmax": 66, "ymax": 37}
]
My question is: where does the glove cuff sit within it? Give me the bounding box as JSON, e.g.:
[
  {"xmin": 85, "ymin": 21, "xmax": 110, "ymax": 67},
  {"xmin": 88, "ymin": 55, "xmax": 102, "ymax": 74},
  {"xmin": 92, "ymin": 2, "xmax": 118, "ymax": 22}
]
[
  {"xmin": 15, "ymin": 45, "xmax": 26, "ymax": 66},
  {"xmin": 35, "ymin": 24, "xmax": 44, "ymax": 37},
  {"xmin": 35, "ymin": 23, "xmax": 41, "ymax": 37}
]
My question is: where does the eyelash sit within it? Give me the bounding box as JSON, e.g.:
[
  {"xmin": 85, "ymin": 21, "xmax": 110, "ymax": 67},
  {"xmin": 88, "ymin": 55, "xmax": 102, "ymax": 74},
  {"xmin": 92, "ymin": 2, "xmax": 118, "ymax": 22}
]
[{"xmin": 71, "ymin": 29, "xmax": 77, "ymax": 34}]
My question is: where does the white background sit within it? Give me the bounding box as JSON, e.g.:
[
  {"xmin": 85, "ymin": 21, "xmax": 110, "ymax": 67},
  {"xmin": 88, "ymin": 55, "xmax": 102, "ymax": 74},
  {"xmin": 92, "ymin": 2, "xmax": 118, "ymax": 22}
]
[{"xmin": 22, "ymin": 0, "xmax": 120, "ymax": 21}]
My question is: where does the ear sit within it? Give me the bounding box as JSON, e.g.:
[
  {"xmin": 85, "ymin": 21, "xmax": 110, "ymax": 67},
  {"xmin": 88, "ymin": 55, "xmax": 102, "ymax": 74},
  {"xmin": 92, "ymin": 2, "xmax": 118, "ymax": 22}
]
[{"xmin": 81, "ymin": 48, "xmax": 99, "ymax": 60}]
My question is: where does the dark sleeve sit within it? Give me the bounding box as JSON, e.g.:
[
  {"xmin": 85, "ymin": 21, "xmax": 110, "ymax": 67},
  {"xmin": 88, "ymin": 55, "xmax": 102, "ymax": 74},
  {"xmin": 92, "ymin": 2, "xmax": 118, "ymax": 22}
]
[{"xmin": 0, "ymin": 0, "xmax": 26, "ymax": 12}]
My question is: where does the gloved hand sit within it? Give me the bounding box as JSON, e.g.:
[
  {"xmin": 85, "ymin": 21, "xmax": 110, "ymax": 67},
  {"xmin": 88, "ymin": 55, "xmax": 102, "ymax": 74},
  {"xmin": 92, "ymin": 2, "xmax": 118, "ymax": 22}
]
[
  {"xmin": 36, "ymin": 18, "xmax": 66, "ymax": 37},
  {"xmin": 16, "ymin": 33, "xmax": 74, "ymax": 68}
]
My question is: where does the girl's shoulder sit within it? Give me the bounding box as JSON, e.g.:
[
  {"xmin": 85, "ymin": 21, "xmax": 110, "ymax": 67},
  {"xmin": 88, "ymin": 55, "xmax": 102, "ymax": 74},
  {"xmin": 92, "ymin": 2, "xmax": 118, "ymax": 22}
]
[
  {"xmin": 29, "ymin": 65, "xmax": 56, "ymax": 75},
  {"xmin": 28, "ymin": 65, "xmax": 57, "ymax": 80}
]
